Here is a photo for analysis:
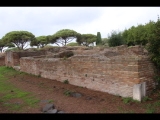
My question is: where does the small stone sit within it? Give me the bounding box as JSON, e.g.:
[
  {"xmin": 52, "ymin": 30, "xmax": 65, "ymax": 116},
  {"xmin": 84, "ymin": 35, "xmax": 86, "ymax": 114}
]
[
  {"xmin": 57, "ymin": 111, "xmax": 65, "ymax": 113},
  {"xmin": 42, "ymin": 104, "xmax": 54, "ymax": 112},
  {"xmin": 4, "ymin": 103, "xmax": 10, "ymax": 105},
  {"xmin": 46, "ymin": 109, "xmax": 57, "ymax": 113},
  {"xmin": 100, "ymin": 99, "xmax": 105, "ymax": 102},
  {"xmin": 14, "ymin": 102, "xmax": 21, "ymax": 105},
  {"xmin": 41, "ymin": 100, "xmax": 49, "ymax": 103},
  {"xmin": 71, "ymin": 92, "xmax": 82, "ymax": 98},
  {"xmin": 86, "ymin": 96, "xmax": 92, "ymax": 100}
]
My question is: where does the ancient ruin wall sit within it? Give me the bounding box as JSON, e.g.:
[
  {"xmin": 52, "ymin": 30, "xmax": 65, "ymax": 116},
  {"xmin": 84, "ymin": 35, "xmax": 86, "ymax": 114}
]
[
  {"xmin": 0, "ymin": 55, "xmax": 5, "ymax": 66},
  {"xmin": 20, "ymin": 46, "xmax": 156, "ymax": 97},
  {"xmin": 5, "ymin": 51, "xmax": 46, "ymax": 67}
]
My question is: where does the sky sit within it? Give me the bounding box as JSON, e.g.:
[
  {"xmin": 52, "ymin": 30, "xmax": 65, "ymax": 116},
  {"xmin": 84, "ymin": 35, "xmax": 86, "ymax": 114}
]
[{"xmin": 0, "ymin": 7, "xmax": 160, "ymax": 40}]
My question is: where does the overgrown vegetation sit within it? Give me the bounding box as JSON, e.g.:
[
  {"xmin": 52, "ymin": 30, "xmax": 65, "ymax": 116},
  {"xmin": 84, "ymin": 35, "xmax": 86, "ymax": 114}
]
[
  {"xmin": 63, "ymin": 90, "xmax": 72, "ymax": 96},
  {"xmin": 108, "ymin": 30, "xmax": 125, "ymax": 47},
  {"xmin": 122, "ymin": 97, "xmax": 140, "ymax": 104},
  {"xmin": 63, "ymin": 79, "xmax": 69, "ymax": 84},
  {"xmin": 147, "ymin": 17, "xmax": 160, "ymax": 70},
  {"xmin": 142, "ymin": 96, "xmax": 152, "ymax": 102}
]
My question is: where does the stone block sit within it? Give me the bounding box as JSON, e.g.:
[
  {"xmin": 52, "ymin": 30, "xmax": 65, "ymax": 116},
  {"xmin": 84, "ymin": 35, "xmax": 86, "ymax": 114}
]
[{"xmin": 133, "ymin": 84, "xmax": 142, "ymax": 101}]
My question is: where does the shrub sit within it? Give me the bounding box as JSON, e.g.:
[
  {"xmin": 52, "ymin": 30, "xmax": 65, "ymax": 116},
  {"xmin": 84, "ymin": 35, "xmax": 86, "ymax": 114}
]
[
  {"xmin": 142, "ymin": 96, "xmax": 152, "ymax": 102},
  {"xmin": 122, "ymin": 97, "xmax": 140, "ymax": 104},
  {"xmin": 108, "ymin": 30, "xmax": 125, "ymax": 47},
  {"xmin": 63, "ymin": 79, "xmax": 69, "ymax": 84},
  {"xmin": 147, "ymin": 16, "xmax": 160, "ymax": 70},
  {"xmin": 63, "ymin": 90, "xmax": 72, "ymax": 96}
]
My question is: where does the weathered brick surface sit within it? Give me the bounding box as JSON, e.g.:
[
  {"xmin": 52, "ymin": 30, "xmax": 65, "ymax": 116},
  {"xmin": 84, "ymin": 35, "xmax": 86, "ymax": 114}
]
[
  {"xmin": 20, "ymin": 45, "xmax": 156, "ymax": 97},
  {"xmin": 5, "ymin": 51, "xmax": 46, "ymax": 67},
  {"xmin": 0, "ymin": 54, "xmax": 5, "ymax": 66}
]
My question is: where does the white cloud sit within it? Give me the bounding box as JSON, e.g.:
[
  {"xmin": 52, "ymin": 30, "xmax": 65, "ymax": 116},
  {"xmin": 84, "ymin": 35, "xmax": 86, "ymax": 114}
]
[{"xmin": 0, "ymin": 7, "xmax": 160, "ymax": 39}]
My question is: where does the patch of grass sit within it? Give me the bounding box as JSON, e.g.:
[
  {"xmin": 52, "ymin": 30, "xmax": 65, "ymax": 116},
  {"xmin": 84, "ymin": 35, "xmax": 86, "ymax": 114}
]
[
  {"xmin": 146, "ymin": 108, "xmax": 155, "ymax": 113},
  {"xmin": 38, "ymin": 82, "xmax": 45, "ymax": 88},
  {"xmin": 38, "ymin": 82, "xmax": 44, "ymax": 86},
  {"xmin": 144, "ymin": 103, "xmax": 156, "ymax": 113},
  {"xmin": 122, "ymin": 97, "xmax": 140, "ymax": 104},
  {"xmin": 63, "ymin": 90, "xmax": 72, "ymax": 96},
  {"xmin": 37, "ymin": 74, "xmax": 41, "ymax": 78},
  {"xmin": 24, "ymin": 96, "xmax": 40, "ymax": 107},
  {"xmin": 0, "ymin": 66, "xmax": 24, "ymax": 78},
  {"xmin": 145, "ymin": 104, "xmax": 155, "ymax": 113},
  {"xmin": 115, "ymin": 94, "xmax": 122, "ymax": 98},
  {"xmin": 4, "ymin": 103, "xmax": 22, "ymax": 111},
  {"xmin": 122, "ymin": 97, "xmax": 132, "ymax": 104},
  {"xmin": 63, "ymin": 56, "xmax": 67, "ymax": 60},
  {"xmin": 142, "ymin": 96, "xmax": 152, "ymax": 102},
  {"xmin": 63, "ymin": 79, "xmax": 69, "ymax": 84},
  {"xmin": 2, "ymin": 92, "xmax": 26, "ymax": 101},
  {"xmin": 153, "ymin": 101, "xmax": 160, "ymax": 107},
  {"xmin": 78, "ymin": 86, "xmax": 83, "ymax": 88},
  {"xmin": 0, "ymin": 66, "xmax": 40, "ymax": 112},
  {"xmin": 48, "ymin": 99, "xmax": 54, "ymax": 103}
]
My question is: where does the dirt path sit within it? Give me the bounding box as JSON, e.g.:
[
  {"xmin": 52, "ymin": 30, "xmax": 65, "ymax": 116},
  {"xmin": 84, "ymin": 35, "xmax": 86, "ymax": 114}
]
[{"xmin": 1, "ymin": 72, "xmax": 160, "ymax": 113}]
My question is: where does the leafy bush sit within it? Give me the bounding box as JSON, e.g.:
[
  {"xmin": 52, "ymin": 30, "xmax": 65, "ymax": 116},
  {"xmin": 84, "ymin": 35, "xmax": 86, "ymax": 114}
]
[
  {"xmin": 63, "ymin": 79, "xmax": 69, "ymax": 84},
  {"xmin": 147, "ymin": 16, "xmax": 160, "ymax": 69},
  {"xmin": 108, "ymin": 30, "xmax": 125, "ymax": 47}
]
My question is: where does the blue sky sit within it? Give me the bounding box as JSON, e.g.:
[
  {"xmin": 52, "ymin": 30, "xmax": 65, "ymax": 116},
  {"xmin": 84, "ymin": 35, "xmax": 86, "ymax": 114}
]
[{"xmin": 0, "ymin": 7, "xmax": 160, "ymax": 39}]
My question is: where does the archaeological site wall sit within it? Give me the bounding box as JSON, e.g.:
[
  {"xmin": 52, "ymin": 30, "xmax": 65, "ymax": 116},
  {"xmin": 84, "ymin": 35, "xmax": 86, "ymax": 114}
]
[
  {"xmin": 5, "ymin": 50, "xmax": 46, "ymax": 67},
  {"xmin": 18, "ymin": 45, "xmax": 156, "ymax": 99},
  {"xmin": 0, "ymin": 54, "xmax": 5, "ymax": 66}
]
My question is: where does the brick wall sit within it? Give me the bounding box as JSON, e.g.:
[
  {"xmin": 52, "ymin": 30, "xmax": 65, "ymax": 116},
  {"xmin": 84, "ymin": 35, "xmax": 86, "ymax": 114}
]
[
  {"xmin": 20, "ymin": 45, "xmax": 156, "ymax": 97},
  {"xmin": 0, "ymin": 54, "xmax": 5, "ymax": 66},
  {"xmin": 5, "ymin": 50, "xmax": 46, "ymax": 67}
]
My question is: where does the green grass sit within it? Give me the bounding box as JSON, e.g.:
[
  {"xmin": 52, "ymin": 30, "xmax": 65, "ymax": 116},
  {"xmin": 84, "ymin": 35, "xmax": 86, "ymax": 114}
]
[
  {"xmin": 63, "ymin": 90, "xmax": 72, "ymax": 96},
  {"xmin": 142, "ymin": 96, "xmax": 152, "ymax": 102},
  {"xmin": 0, "ymin": 66, "xmax": 40, "ymax": 112},
  {"xmin": 145, "ymin": 104, "xmax": 156, "ymax": 113},
  {"xmin": 122, "ymin": 97, "xmax": 140, "ymax": 104},
  {"xmin": 153, "ymin": 101, "xmax": 160, "ymax": 107},
  {"xmin": 63, "ymin": 79, "xmax": 69, "ymax": 84},
  {"xmin": 48, "ymin": 99, "xmax": 54, "ymax": 103}
]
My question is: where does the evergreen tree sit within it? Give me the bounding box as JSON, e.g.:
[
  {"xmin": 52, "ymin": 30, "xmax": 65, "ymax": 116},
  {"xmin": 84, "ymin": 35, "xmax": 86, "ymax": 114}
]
[{"xmin": 96, "ymin": 32, "xmax": 102, "ymax": 45}]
